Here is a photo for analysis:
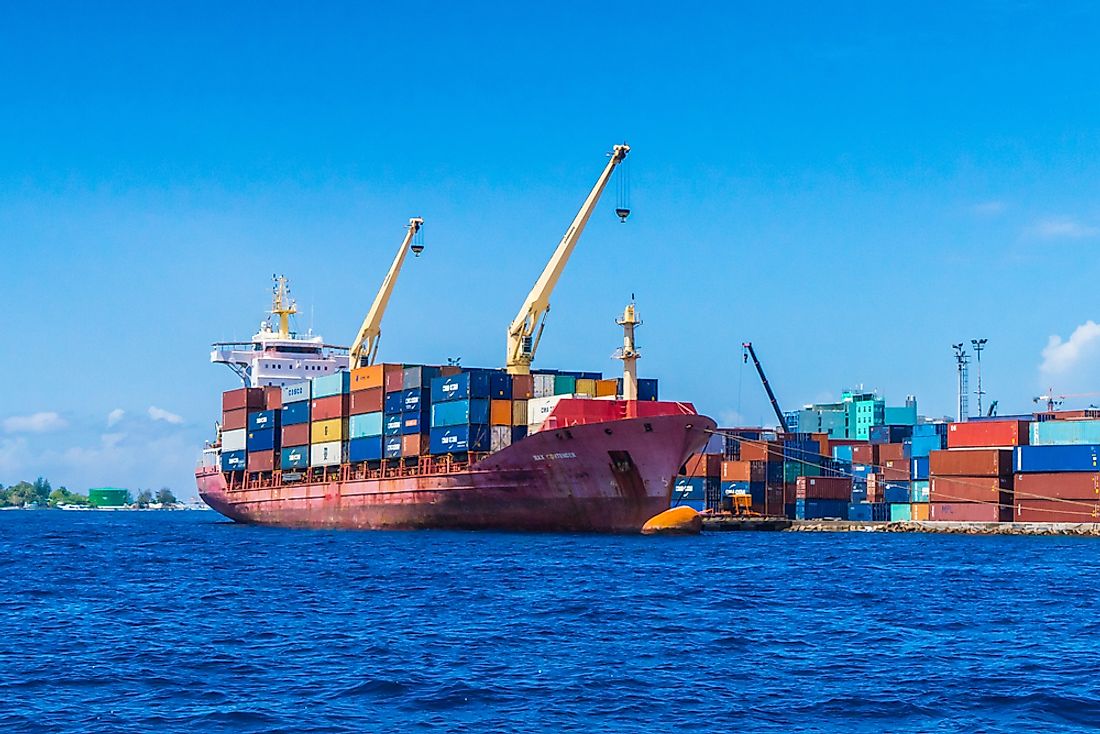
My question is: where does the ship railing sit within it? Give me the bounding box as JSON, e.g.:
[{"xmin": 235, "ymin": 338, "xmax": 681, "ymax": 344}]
[{"xmin": 227, "ymin": 453, "xmax": 493, "ymax": 492}]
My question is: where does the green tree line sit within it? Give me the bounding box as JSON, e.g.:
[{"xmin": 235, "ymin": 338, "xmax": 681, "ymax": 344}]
[{"xmin": 0, "ymin": 478, "xmax": 178, "ymax": 508}]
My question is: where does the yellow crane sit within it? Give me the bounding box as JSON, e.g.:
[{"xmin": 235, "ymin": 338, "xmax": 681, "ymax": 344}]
[
  {"xmin": 349, "ymin": 217, "xmax": 424, "ymax": 368},
  {"xmin": 505, "ymin": 144, "xmax": 630, "ymax": 375}
]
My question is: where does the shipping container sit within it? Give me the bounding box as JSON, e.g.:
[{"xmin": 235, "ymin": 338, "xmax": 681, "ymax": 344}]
[
  {"xmin": 512, "ymin": 425, "xmax": 528, "ymax": 444},
  {"xmin": 848, "ymin": 502, "xmax": 888, "ymax": 522},
  {"xmin": 489, "ymin": 373, "xmax": 512, "ymax": 400},
  {"xmin": 910, "ymin": 480, "xmax": 930, "ymax": 503},
  {"xmin": 281, "ymin": 400, "xmax": 310, "ymax": 426},
  {"xmin": 248, "ymin": 409, "xmax": 280, "ymax": 432},
  {"xmin": 310, "ymin": 418, "xmax": 347, "ymax": 444},
  {"xmin": 491, "ymin": 425, "xmax": 512, "ymax": 452},
  {"xmin": 312, "ymin": 371, "xmax": 351, "ymax": 399},
  {"xmin": 246, "ymin": 427, "xmax": 277, "ymax": 452},
  {"xmin": 575, "ymin": 378, "xmax": 597, "ymax": 397},
  {"xmin": 911, "ymin": 456, "xmax": 930, "ymax": 481},
  {"xmin": 852, "ymin": 444, "xmax": 879, "ymax": 466},
  {"xmin": 721, "ymin": 459, "xmax": 765, "ymax": 483},
  {"xmin": 910, "ymin": 434, "xmax": 946, "ymax": 458},
  {"xmin": 832, "ymin": 445, "xmax": 854, "ymax": 463},
  {"xmin": 222, "ymin": 408, "xmax": 247, "ymax": 431},
  {"xmin": 929, "ymin": 448, "xmax": 1013, "ymax": 477},
  {"xmin": 912, "ymin": 423, "xmax": 948, "ymax": 438},
  {"xmin": 911, "ymin": 502, "xmax": 930, "ymax": 521},
  {"xmin": 889, "ymin": 503, "xmax": 911, "ymax": 522},
  {"xmin": 310, "ymin": 440, "xmax": 347, "ymax": 467},
  {"xmin": 947, "ymin": 420, "xmax": 1029, "ymax": 449},
  {"xmin": 402, "ymin": 365, "xmax": 441, "ymax": 390},
  {"xmin": 248, "ymin": 451, "xmax": 276, "ymax": 473},
  {"xmin": 511, "ymin": 374, "xmax": 534, "ymax": 400},
  {"xmin": 383, "ymin": 365, "xmax": 406, "ymax": 394},
  {"xmin": 884, "ymin": 484, "xmax": 910, "ymax": 504},
  {"xmin": 796, "ymin": 476, "xmax": 852, "ymax": 500},
  {"xmin": 882, "ymin": 458, "xmax": 910, "ymax": 482},
  {"xmin": 281, "ymin": 423, "xmax": 310, "ymax": 447},
  {"xmin": 683, "ymin": 453, "xmax": 722, "ymax": 478},
  {"xmin": 429, "ymin": 424, "xmax": 491, "ymax": 454},
  {"xmin": 869, "ymin": 425, "xmax": 913, "ymax": 445},
  {"xmin": 349, "ymin": 412, "xmax": 383, "ymax": 439},
  {"xmin": 223, "ymin": 387, "xmax": 264, "ymax": 412},
  {"xmin": 526, "ymin": 395, "xmax": 572, "ymax": 431},
  {"xmin": 795, "ymin": 498, "xmax": 849, "ymax": 520},
  {"xmin": 349, "ymin": 387, "xmax": 383, "ymax": 415},
  {"xmin": 280, "ymin": 445, "xmax": 309, "ymax": 470},
  {"xmin": 432, "ymin": 399, "xmax": 491, "ymax": 427},
  {"xmin": 311, "ymin": 394, "xmax": 350, "ymax": 422},
  {"xmin": 222, "ymin": 428, "xmax": 246, "ymax": 452},
  {"xmin": 490, "ymin": 399, "xmax": 513, "ymax": 426},
  {"xmin": 929, "ymin": 502, "xmax": 1010, "ymax": 522},
  {"xmin": 401, "ymin": 409, "xmax": 430, "ymax": 435},
  {"xmin": 383, "ymin": 390, "xmax": 405, "ymax": 415},
  {"xmin": 400, "ymin": 388, "xmax": 428, "ymax": 413},
  {"xmin": 432, "ymin": 371, "xmax": 491, "ymax": 403},
  {"xmin": 553, "ymin": 374, "xmax": 576, "ymax": 395},
  {"xmin": 512, "ymin": 400, "xmax": 528, "ymax": 426},
  {"xmin": 350, "ymin": 365, "xmax": 382, "ymax": 392},
  {"xmin": 595, "ymin": 378, "xmax": 618, "ymax": 397},
  {"xmin": 878, "ymin": 442, "xmax": 909, "ymax": 462},
  {"xmin": 384, "ymin": 435, "xmax": 403, "ymax": 459},
  {"xmin": 401, "ymin": 433, "xmax": 424, "ymax": 457},
  {"xmin": 673, "ymin": 477, "xmax": 718, "ymax": 501},
  {"xmin": 1013, "ymin": 472, "xmax": 1100, "ymax": 500},
  {"xmin": 383, "ymin": 413, "xmax": 403, "ymax": 436},
  {"xmin": 221, "ymin": 450, "xmax": 247, "ymax": 472},
  {"xmin": 1013, "ymin": 500, "xmax": 1100, "ymax": 523},
  {"xmin": 533, "ymin": 373, "xmax": 556, "ymax": 398},
  {"xmin": 929, "ymin": 475, "xmax": 1012, "ymax": 504},
  {"xmin": 263, "ymin": 386, "xmax": 282, "ymax": 411},
  {"xmin": 281, "ymin": 380, "xmax": 310, "ymax": 405},
  {"xmin": 1031, "ymin": 419, "xmax": 1100, "ymax": 446},
  {"xmin": 1014, "ymin": 444, "xmax": 1100, "ymax": 473},
  {"xmin": 638, "ymin": 378, "xmax": 658, "ymax": 401},
  {"xmin": 348, "ymin": 436, "xmax": 384, "ymax": 462}
]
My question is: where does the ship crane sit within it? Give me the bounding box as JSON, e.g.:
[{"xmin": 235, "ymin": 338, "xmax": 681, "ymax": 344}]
[
  {"xmin": 505, "ymin": 144, "xmax": 630, "ymax": 375},
  {"xmin": 742, "ymin": 342, "xmax": 790, "ymax": 433},
  {"xmin": 349, "ymin": 217, "xmax": 424, "ymax": 368}
]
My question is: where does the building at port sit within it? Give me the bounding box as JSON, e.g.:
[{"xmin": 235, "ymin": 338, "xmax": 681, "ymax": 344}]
[
  {"xmin": 788, "ymin": 391, "xmax": 918, "ymax": 439},
  {"xmin": 88, "ymin": 488, "xmax": 129, "ymax": 508}
]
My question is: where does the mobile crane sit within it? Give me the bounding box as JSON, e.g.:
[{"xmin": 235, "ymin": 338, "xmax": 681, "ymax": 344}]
[{"xmin": 742, "ymin": 342, "xmax": 790, "ymax": 433}]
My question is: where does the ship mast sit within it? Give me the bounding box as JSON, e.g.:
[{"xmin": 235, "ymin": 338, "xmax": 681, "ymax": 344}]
[
  {"xmin": 271, "ymin": 275, "xmax": 297, "ymax": 338},
  {"xmin": 613, "ymin": 299, "xmax": 642, "ymax": 400}
]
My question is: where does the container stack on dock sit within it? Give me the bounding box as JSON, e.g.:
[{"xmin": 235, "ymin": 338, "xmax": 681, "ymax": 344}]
[{"xmin": 1013, "ymin": 418, "xmax": 1100, "ymax": 522}]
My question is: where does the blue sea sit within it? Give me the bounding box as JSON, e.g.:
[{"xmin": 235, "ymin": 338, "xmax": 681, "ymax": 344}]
[{"xmin": 4, "ymin": 511, "xmax": 1100, "ymax": 733}]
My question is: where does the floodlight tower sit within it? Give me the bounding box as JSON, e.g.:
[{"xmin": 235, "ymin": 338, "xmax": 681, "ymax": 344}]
[
  {"xmin": 971, "ymin": 338, "xmax": 988, "ymax": 417},
  {"xmin": 953, "ymin": 343, "xmax": 970, "ymax": 422}
]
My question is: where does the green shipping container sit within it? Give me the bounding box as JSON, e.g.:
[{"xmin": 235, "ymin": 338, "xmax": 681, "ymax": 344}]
[
  {"xmin": 89, "ymin": 488, "xmax": 130, "ymax": 507},
  {"xmin": 553, "ymin": 374, "xmax": 577, "ymax": 395},
  {"xmin": 889, "ymin": 503, "xmax": 912, "ymax": 522},
  {"xmin": 783, "ymin": 461, "xmax": 821, "ymax": 483}
]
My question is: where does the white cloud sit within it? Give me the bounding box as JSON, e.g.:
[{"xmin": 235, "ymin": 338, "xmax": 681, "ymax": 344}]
[
  {"xmin": 1041, "ymin": 320, "xmax": 1100, "ymax": 377},
  {"xmin": 1028, "ymin": 218, "xmax": 1099, "ymax": 240},
  {"xmin": 147, "ymin": 406, "xmax": 184, "ymax": 425},
  {"xmin": 0, "ymin": 437, "xmax": 28, "ymax": 473},
  {"xmin": 972, "ymin": 200, "xmax": 1006, "ymax": 216},
  {"xmin": 3, "ymin": 412, "xmax": 67, "ymax": 434},
  {"xmin": 106, "ymin": 408, "xmax": 125, "ymax": 427}
]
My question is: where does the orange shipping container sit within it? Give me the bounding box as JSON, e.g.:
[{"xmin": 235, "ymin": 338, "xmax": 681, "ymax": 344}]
[
  {"xmin": 402, "ymin": 434, "xmax": 424, "ymax": 457},
  {"xmin": 878, "ymin": 443, "xmax": 907, "ymax": 462},
  {"xmin": 263, "ymin": 386, "xmax": 283, "ymax": 411},
  {"xmin": 595, "ymin": 379, "xmax": 618, "ymax": 397},
  {"xmin": 721, "ymin": 460, "xmax": 765, "ymax": 483},
  {"xmin": 490, "ymin": 400, "xmax": 512, "ymax": 426},
  {"xmin": 911, "ymin": 503, "xmax": 930, "ymax": 521},
  {"xmin": 947, "ymin": 420, "xmax": 1029, "ymax": 449},
  {"xmin": 350, "ymin": 365, "xmax": 383, "ymax": 391},
  {"xmin": 740, "ymin": 441, "xmax": 783, "ymax": 463},
  {"xmin": 683, "ymin": 453, "xmax": 722, "ymax": 478}
]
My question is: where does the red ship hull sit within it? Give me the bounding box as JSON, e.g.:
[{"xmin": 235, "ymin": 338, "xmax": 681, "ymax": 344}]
[{"xmin": 197, "ymin": 412, "xmax": 714, "ymax": 532}]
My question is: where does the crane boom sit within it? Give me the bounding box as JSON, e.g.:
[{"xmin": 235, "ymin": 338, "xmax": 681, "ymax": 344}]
[
  {"xmin": 349, "ymin": 217, "xmax": 423, "ymax": 368},
  {"xmin": 742, "ymin": 342, "xmax": 790, "ymax": 433},
  {"xmin": 505, "ymin": 144, "xmax": 629, "ymax": 375}
]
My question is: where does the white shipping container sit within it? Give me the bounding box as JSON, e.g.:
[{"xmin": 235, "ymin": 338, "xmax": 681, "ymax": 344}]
[
  {"xmin": 221, "ymin": 428, "xmax": 247, "ymax": 452},
  {"xmin": 282, "ymin": 380, "xmax": 311, "ymax": 405},
  {"xmin": 490, "ymin": 425, "xmax": 512, "ymax": 452},
  {"xmin": 533, "ymin": 374, "xmax": 556, "ymax": 398},
  {"xmin": 526, "ymin": 395, "xmax": 576, "ymax": 434},
  {"xmin": 310, "ymin": 440, "xmax": 347, "ymax": 467}
]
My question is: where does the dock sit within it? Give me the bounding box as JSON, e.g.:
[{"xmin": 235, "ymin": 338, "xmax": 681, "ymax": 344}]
[{"xmin": 700, "ymin": 515, "xmax": 792, "ymax": 531}]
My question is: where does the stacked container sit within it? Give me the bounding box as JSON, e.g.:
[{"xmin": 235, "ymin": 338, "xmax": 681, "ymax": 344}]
[
  {"xmin": 349, "ymin": 364, "xmax": 386, "ymax": 463},
  {"xmin": 1013, "ymin": 419, "xmax": 1100, "ymax": 521},
  {"xmin": 280, "ymin": 380, "xmax": 311, "ymax": 470},
  {"xmin": 429, "ymin": 371, "xmax": 493, "ymax": 454},
  {"xmin": 221, "ymin": 387, "xmax": 263, "ymax": 472},
  {"xmin": 928, "ymin": 439, "xmax": 1018, "ymax": 522},
  {"xmin": 309, "ymin": 372, "xmax": 350, "ymax": 467}
]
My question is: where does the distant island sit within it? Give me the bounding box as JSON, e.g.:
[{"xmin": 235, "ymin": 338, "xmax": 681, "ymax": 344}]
[{"xmin": 0, "ymin": 477, "xmax": 188, "ymax": 509}]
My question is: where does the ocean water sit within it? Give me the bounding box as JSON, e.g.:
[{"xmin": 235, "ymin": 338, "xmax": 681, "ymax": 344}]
[{"xmin": 3, "ymin": 512, "xmax": 1100, "ymax": 733}]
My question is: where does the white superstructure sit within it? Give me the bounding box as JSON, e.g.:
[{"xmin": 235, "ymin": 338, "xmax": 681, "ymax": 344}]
[{"xmin": 211, "ymin": 276, "xmax": 349, "ymax": 388}]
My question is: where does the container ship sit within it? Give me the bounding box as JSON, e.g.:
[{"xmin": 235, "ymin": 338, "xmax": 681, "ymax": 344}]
[{"xmin": 196, "ymin": 145, "xmax": 716, "ymax": 531}]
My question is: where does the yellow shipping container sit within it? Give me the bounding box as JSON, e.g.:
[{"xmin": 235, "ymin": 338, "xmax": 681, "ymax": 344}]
[
  {"xmin": 595, "ymin": 379, "xmax": 618, "ymax": 397},
  {"xmin": 512, "ymin": 400, "xmax": 528, "ymax": 426},
  {"xmin": 490, "ymin": 399, "xmax": 512, "ymax": 426},
  {"xmin": 350, "ymin": 365, "xmax": 383, "ymax": 392},
  {"xmin": 575, "ymin": 378, "xmax": 597, "ymax": 397},
  {"xmin": 311, "ymin": 418, "xmax": 348, "ymax": 444},
  {"xmin": 911, "ymin": 502, "xmax": 930, "ymax": 521}
]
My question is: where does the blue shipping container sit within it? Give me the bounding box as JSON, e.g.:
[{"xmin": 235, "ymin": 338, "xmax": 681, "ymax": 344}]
[
  {"xmin": 401, "ymin": 409, "xmax": 430, "ymax": 435},
  {"xmin": 281, "ymin": 380, "xmax": 310, "ymax": 405},
  {"xmin": 349, "ymin": 412, "xmax": 383, "ymax": 439},
  {"xmin": 910, "ymin": 434, "xmax": 946, "ymax": 458},
  {"xmin": 673, "ymin": 477, "xmax": 715, "ymax": 501},
  {"xmin": 349, "ymin": 436, "xmax": 384, "ymax": 462},
  {"xmin": 911, "ymin": 456, "xmax": 930, "ymax": 481},
  {"xmin": 912, "ymin": 423, "xmax": 948, "ymax": 438},
  {"xmin": 384, "ymin": 391, "xmax": 405, "ymax": 415},
  {"xmin": 431, "ymin": 371, "xmax": 491, "ymax": 403},
  {"xmin": 429, "ymin": 424, "xmax": 491, "ymax": 454},
  {"xmin": 384, "ymin": 436, "xmax": 403, "ymax": 459},
  {"xmin": 280, "ymin": 445, "xmax": 309, "ymax": 470},
  {"xmin": 884, "ymin": 484, "xmax": 910, "ymax": 504},
  {"xmin": 489, "ymin": 372, "xmax": 512, "ymax": 400},
  {"xmin": 401, "ymin": 388, "xmax": 428, "ymax": 413},
  {"xmin": 431, "ymin": 399, "xmax": 491, "ymax": 427},
  {"xmin": 281, "ymin": 401, "xmax": 310, "ymax": 426},
  {"xmin": 869, "ymin": 425, "xmax": 913, "ymax": 445},
  {"xmin": 833, "ymin": 445, "xmax": 854, "ymax": 463},
  {"xmin": 383, "ymin": 413, "xmax": 404, "ymax": 436},
  {"xmin": 796, "ymin": 498, "xmax": 849, "ymax": 520},
  {"xmin": 889, "ymin": 503, "xmax": 912, "ymax": 522},
  {"xmin": 1015, "ymin": 444, "xmax": 1100, "ymax": 473},
  {"xmin": 246, "ymin": 427, "xmax": 277, "ymax": 452},
  {"xmin": 511, "ymin": 425, "xmax": 528, "ymax": 444},
  {"xmin": 851, "ymin": 485, "xmax": 868, "ymax": 503},
  {"xmin": 221, "ymin": 450, "xmax": 247, "ymax": 471},
  {"xmin": 248, "ymin": 409, "xmax": 280, "ymax": 432},
  {"xmin": 852, "ymin": 464, "xmax": 873, "ymax": 481},
  {"xmin": 312, "ymin": 371, "xmax": 351, "ymax": 398},
  {"xmin": 848, "ymin": 502, "xmax": 888, "ymax": 522},
  {"xmin": 1030, "ymin": 420, "xmax": 1100, "ymax": 446}
]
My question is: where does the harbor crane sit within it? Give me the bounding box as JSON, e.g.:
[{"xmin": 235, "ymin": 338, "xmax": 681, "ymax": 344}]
[
  {"xmin": 349, "ymin": 217, "xmax": 424, "ymax": 368},
  {"xmin": 742, "ymin": 342, "xmax": 790, "ymax": 433},
  {"xmin": 505, "ymin": 144, "xmax": 630, "ymax": 375},
  {"xmin": 1033, "ymin": 390, "xmax": 1100, "ymax": 413}
]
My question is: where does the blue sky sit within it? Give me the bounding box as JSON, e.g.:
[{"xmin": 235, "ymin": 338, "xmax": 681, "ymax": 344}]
[{"xmin": 4, "ymin": 2, "xmax": 1100, "ymax": 497}]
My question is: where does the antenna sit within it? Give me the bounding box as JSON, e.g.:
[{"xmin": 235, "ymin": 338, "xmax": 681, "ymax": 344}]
[{"xmin": 971, "ymin": 338, "xmax": 988, "ymax": 417}]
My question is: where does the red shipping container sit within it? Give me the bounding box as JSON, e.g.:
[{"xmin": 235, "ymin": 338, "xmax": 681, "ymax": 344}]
[
  {"xmin": 1014, "ymin": 499, "xmax": 1100, "ymax": 523},
  {"xmin": 929, "ymin": 449, "xmax": 1013, "ymax": 477},
  {"xmin": 350, "ymin": 387, "xmax": 383, "ymax": 416},
  {"xmin": 263, "ymin": 386, "xmax": 282, "ymax": 411},
  {"xmin": 1013, "ymin": 473, "xmax": 1100, "ymax": 501},
  {"xmin": 882, "ymin": 458, "xmax": 910, "ymax": 481},
  {"xmin": 783, "ymin": 482, "xmax": 798, "ymax": 504},
  {"xmin": 440, "ymin": 365, "xmax": 462, "ymax": 376},
  {"xmin": 402, "ymin": 434, "xmax": 424, "ymax": 457},
  {"xmin": 311, "ymin": 395, "xmax": 350, "ymax": 421},
  {"xmin": 946, "ymin": 420, "xmax": 1029, "ymax": 449},
  {"xmin": 930, "ymin": 502, "xmax": 1011, "ymax": 522},
  {"xmin": 222, "ymin": 408, "xmax": 248, "ymax": 431},
  {"xmin": 721, "ymin": 460, "xmax": 765, "ymax": 482},
  {"xmin": 796, "ymin": 476, "xmax": 852, "ymax": 500},
  {"xmin": 512, "ymin": 375, "xmax": 534, "ymax": 400},
  {"xmin": 852, "ymin": 444, "xmax": 879, "ymax": 466},
  {"xmin": 383, "ymin": 365, "xmax": 406, "ymax": 394},
  {"xmin": 223, "ymin": 387, "xmax": 264, "ymax": 412},
  {"xmin": 247, "ymin": 451, "xmax": 276, "ymax": 472},
  {"xmin": 741, "ymin": 441, "xmax": 783, "ymax": 462},
  {"xmin": 684, "ymin": 453, "xmax": 722, "ymax": 478},
  {"xmin": 930, "ymin": 475, "xmax": 1012, "ymax": 503},
  {"xmin": 878, "ymin": 443, "xmax": 907, "ymax": 462},
  {"xmin": 282, "ymin": 423, "xmax": 310, "ymax": 447}
]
